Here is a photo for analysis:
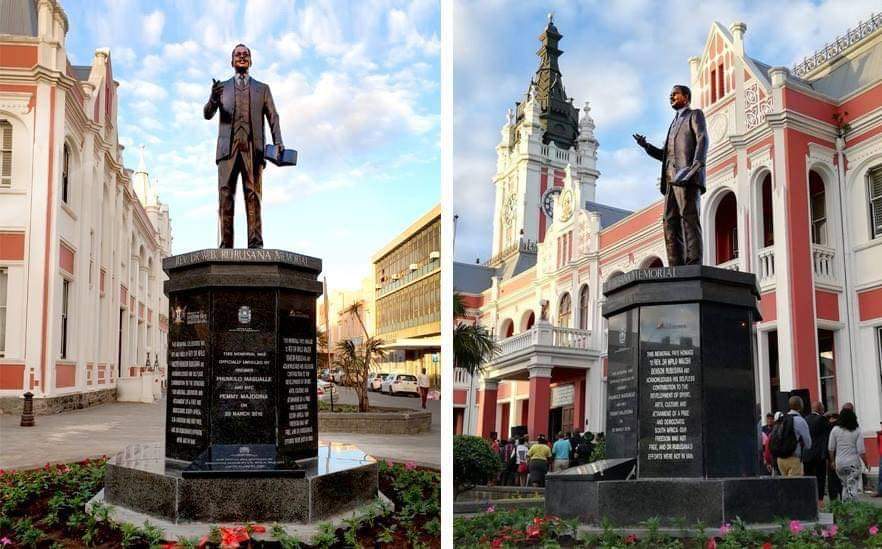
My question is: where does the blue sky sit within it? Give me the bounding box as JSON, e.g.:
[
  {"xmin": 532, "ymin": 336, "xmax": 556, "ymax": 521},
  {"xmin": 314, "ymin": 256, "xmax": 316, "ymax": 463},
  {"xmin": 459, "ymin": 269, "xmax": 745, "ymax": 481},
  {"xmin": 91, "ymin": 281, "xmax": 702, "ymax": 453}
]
[
  {"xmin": 452, "ymin": 0, "xmax": 880, "ymax": 263},
  {"xmin": 62, "ymin": 0, "xmax": 440, "ymax": 289}
]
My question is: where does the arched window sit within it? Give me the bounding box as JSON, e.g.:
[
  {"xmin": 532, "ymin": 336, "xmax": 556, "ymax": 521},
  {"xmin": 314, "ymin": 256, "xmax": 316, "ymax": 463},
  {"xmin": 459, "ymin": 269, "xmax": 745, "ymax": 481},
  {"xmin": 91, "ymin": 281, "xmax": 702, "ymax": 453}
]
[
  {"xmin": 557, "ymin": 293, "xmax": 572, "ymax": 328},
  {"xmin": 62, "ymin": 144, "xmax": 71, "ymax": 203},
  {"xmin": 761, "ymin": 173, "xmax": 774, "ymax": 247},
  {"xmin": 0, "ymin": 120, "xmax": 12, "ymax": 188},
  {"xmin": 869, "ymin": 166, "xmax": 882, "ymax": 239},
  {"xmin": 809, "ymin": 171, "xmax": 826, "ymax": 245},
  {"xmin": 715, "ymin": 191, "xmax": 738, "ymax": 264},
  {"xmin": 521, "ymin": 310, "xmax": 535, "ymax": 332},
  {"xmin": 500, "ymin": 318, "xmax": 514, "ymax": 338},
  {"xmin": 579, "ymin": 285, "xmax": 590, "ymax": 330}
]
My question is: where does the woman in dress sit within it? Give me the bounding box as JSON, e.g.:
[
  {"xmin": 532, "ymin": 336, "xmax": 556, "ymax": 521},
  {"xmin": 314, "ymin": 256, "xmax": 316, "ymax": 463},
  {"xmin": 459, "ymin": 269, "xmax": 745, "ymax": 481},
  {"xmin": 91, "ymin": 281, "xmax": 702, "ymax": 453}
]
[{"xmin": 828, "ymin": 407, "xmax": 870, "ymax": 501}]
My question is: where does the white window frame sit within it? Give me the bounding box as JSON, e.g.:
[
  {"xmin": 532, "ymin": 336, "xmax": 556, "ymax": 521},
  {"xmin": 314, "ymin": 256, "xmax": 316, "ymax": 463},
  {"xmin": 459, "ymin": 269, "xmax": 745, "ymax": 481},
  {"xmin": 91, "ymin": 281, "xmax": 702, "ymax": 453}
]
[
  {"xmin": 60, "ymin": 278, "xmax": 70, "ymax": 359},
  {"xmin": 0, "ymin": 267, "xmax": 7, "ymax": 357},
  {"xmin": 0, "ymin": 120, "xmax": 11, "ymax": 188},
  {"xmin": 869, "ymin": 166, "xmax": 882, "ymax": 240}
]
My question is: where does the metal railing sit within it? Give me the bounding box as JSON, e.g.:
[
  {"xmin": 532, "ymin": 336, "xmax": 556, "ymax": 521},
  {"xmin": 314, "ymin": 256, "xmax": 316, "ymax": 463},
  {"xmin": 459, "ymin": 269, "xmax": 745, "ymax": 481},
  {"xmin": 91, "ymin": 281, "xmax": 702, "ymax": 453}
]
[{"xmin": 793, "ymin": 13, "xmax": 882, "ymax": 77}]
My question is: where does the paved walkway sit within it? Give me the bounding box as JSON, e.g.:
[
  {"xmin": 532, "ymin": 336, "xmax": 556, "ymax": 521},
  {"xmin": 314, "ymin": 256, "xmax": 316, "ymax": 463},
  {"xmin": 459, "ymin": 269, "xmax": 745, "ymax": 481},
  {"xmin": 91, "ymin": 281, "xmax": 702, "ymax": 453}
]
[{"xmin": 0, "ymin": 395, "xmax": 440, "ymax": 471}]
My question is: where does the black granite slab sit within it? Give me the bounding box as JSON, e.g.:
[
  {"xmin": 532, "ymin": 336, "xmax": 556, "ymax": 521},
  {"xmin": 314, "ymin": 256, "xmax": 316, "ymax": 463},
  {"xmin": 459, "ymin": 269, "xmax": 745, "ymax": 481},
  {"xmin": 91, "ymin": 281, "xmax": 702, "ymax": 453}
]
[
  {"xmin": 163, "ymin": 250, "xmax": 322, "ymax": 470},
  {"xmin": 601, "ymin": 266, "xmax": 761, "ymax": 479},
  {"xmin": 182, "ymin": 444, "xmax": 305, "ymax": 478},
  {"xmin": 103, "ymin": 443, "xmax": 377, "ymax": 523},
  {"xmin": 545, "ymin": 477, "xmax": 818, "ymax": 526}
]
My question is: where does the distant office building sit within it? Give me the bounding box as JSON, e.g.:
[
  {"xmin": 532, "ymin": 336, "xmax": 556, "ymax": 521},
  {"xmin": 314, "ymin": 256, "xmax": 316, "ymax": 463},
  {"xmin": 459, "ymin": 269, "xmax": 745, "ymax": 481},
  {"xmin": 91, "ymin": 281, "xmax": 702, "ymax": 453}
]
[
  {"xmin": 0, "ymin": 0, "xmax": 172, "ymax": 413},
  {"xmin": 374, "ymin": 204, "xmax": 441, "ymax": 385}
]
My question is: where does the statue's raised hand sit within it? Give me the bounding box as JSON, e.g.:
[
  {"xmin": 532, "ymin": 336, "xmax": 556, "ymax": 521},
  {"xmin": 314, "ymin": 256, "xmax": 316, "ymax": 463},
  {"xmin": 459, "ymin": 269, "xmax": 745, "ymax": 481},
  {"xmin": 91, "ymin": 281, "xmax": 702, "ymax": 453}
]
[
  {"xmin": 632, "ymin": 133, "xmax": 647, "ymax": 148},
  {"xmin": 210, "ymin": 78, "xmax": 223, "ymax": 102}
]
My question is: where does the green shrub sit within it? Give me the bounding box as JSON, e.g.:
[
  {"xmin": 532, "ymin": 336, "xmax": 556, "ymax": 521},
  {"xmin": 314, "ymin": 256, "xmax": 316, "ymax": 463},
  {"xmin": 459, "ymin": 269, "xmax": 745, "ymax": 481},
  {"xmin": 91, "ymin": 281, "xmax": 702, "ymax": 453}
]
[{"xmin": 453, "ymin": 435, "xmax": 501, "ymax": 497}]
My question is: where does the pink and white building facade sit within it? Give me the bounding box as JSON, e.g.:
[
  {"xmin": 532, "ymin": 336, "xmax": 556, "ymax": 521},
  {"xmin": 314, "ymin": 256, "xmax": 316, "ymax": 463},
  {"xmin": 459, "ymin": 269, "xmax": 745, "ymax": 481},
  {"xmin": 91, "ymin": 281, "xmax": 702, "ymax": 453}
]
[
  {"xmin": 454, "ymin": 16, "xmax": 882, "ymax": 466},
  {"xmin": 0, "ymin": 0, "xmax": 172, "ymax": 412}
]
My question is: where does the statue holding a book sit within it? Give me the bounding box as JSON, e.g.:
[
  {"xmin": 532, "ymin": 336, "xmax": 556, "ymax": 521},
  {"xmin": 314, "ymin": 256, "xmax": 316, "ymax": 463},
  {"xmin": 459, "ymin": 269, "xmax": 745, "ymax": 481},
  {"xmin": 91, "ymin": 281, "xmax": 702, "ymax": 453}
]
[{"xmin": 204, "ymin": 43, "xmax": 297, "ymax": 249}]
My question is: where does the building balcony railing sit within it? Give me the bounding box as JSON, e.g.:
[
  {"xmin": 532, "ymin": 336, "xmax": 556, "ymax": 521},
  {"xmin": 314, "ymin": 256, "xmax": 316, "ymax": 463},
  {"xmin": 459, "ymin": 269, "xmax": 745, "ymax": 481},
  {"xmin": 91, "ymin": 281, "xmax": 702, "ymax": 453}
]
[
  {"xmin": 717, "ymin": 258, "xmax": 740, "ymax": 271},
  {"xmin": 757, "ymin": 246, "xmax": 775, "ymax": 289},
  {"xmin": 454, "ymin": 367, "xmax": 472, "ymax": 389},
  {"xmin": 376, "ymin": 258, "xmax": 440, "ymax": 298},
  {"xmin": 812, "ymin": 244, "xmax": 837, "ymax": 285},
  {"xmin": 495, "ymin": 323, "xmax": 594, "ymax": 362}
]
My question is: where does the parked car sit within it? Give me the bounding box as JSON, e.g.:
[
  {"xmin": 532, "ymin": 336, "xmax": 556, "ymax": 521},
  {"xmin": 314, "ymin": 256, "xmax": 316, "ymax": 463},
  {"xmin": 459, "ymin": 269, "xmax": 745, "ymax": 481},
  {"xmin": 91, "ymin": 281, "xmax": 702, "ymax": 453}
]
[
  {"xmin": 367, "ymin": 372, "xmax": 385, "ymax": 391},
  {"xmin": 381, "ymin": 373, "xmax": 419, "ymax": 396},
  {"xmin": 331, "ymin": 369, "xmax": 345, "ymax": 384},
  {"xmin": 316, "ymin": 379, "xmax": 338, "ymax": 401}
]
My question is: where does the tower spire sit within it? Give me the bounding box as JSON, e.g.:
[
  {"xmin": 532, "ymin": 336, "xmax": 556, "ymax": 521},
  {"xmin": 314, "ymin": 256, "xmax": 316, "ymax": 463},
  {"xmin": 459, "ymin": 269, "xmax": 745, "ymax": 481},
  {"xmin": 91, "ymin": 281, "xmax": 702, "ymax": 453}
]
[{"xmin": 512, "ymin": 17, "xmax": 580, "ymax": 149}]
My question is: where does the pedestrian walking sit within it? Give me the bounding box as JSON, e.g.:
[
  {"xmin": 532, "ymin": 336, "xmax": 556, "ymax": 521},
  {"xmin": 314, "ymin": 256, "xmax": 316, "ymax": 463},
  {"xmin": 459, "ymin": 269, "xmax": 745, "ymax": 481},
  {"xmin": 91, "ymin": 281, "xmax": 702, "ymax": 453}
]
[
  {"xmin": 770, "ymin": 396, "xmax": 812, "ymax": 477},
  {"xmin": 514, "ymin": 437, "xmax": 529, "ymax": 487},
  {"xmin": 828, "ymin": 407, "xmax": 870, "ymax": 501},
  {"xmin": 527, "ymin": 435, "xmax": 551, "ymax": 487},
  {"xmin": 803, "ymin": 401, "xmax": 830, "ymax": 509},
  {"xmin": 825, "ymin": 412, "xmax": 843, "ymax": 501},
  {"xmin": 551, "ymin": 432, "xmax": 571, "ymax": 472},
  {"xmin": 417, "ymin": 368, "xmax": 430, "ymax": 409}
]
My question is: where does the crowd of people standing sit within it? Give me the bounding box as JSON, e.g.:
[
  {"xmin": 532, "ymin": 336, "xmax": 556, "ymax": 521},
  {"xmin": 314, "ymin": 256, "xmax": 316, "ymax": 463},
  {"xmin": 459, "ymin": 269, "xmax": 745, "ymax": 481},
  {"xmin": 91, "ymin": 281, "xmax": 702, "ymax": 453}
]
[
  {"xmin": 488, "ymin": 431, "xmax": 604, "ymax": 488},
  {"xmin": 762, "ymin": 395, "xmax": 881, "ymax": 508}
]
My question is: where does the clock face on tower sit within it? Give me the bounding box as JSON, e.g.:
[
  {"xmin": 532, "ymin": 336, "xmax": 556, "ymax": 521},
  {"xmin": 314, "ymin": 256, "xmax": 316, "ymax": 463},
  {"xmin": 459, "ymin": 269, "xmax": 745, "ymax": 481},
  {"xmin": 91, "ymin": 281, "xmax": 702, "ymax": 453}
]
[{"xmin": 541, "ymin": 187, "xmax": 561, "ymax": 218}]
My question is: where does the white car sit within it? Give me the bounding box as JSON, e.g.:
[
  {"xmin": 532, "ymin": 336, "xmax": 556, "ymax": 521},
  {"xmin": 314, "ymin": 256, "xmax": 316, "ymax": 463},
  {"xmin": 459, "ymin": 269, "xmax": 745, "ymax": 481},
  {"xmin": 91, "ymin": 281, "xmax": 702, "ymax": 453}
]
[
  {"xmin": 316, "ymin": 379, "xmax": 338, "ymax": 401},
  {"xmin": 381, "ymin": 373, "xmax": 419, "ymax": 396},
  {"xmin": 367, "ymin": 373, "xmax": 385, "ymax": 391}
]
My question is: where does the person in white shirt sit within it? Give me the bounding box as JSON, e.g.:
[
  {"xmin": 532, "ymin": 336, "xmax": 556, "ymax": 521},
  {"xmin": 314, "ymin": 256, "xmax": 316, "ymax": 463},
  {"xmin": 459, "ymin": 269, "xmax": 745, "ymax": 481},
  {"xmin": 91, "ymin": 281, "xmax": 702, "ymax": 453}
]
[{"xmin": 417, "ymin": 368, "xmax": 431, "ymax": 409}]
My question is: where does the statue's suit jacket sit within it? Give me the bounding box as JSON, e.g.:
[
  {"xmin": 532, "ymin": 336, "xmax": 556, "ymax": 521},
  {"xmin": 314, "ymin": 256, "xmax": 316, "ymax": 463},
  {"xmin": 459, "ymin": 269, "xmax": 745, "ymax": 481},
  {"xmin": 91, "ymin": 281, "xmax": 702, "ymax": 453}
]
[
  {"xmin": 203, "ymin": 76, "xmax": 282, "ymax": 166},
  {"xmin": 644, "ymin": 107, "xmax": 708, "ymax": 195}
]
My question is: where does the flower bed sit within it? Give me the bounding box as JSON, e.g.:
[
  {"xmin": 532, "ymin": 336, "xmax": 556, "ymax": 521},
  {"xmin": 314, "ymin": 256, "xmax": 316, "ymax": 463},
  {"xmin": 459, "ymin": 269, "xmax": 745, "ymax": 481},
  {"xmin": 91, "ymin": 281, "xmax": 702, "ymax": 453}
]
[
  {"xmin": 454, "ymin": 503, "xmax": 882, "ymax": 547},
  {"xmin": 0, "ymin": 459, "xmax": 440, "ymax": 548}
]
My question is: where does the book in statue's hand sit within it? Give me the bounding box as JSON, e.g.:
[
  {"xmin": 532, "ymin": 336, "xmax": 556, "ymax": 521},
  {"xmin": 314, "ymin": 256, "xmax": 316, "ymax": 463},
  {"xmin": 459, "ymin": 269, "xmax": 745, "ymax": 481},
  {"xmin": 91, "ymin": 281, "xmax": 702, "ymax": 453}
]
[{"xmin": 264, "ymin": 144, "xmax": 298, "ymax": 167}]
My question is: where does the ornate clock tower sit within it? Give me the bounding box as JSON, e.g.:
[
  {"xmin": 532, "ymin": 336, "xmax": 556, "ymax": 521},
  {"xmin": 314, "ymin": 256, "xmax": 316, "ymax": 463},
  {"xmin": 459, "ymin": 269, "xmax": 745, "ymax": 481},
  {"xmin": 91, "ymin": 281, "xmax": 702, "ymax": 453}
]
[{"xmin": 489, "ymin": 15, "xmax": 600, "ymax": 271}]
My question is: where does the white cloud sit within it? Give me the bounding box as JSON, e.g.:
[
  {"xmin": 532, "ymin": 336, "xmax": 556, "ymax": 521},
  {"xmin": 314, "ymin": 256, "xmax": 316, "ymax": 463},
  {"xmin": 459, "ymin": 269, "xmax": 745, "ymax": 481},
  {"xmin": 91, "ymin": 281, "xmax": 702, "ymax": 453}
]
[
  {"xmin": 142, "ymin": 10, "xmax": 165, "ymax": 46},
  {"xmin": 273, "ymin": 33, "xmax": 303, "ymax": 60}
]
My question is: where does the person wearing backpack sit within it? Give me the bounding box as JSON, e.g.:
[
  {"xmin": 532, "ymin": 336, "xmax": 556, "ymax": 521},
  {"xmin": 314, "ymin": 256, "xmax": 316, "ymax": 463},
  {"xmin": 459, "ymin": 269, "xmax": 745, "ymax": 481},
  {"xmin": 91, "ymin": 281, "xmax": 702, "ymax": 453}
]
[{"xmin": 770, "ymin": 395, "xmax": 812, "ymax": 477}]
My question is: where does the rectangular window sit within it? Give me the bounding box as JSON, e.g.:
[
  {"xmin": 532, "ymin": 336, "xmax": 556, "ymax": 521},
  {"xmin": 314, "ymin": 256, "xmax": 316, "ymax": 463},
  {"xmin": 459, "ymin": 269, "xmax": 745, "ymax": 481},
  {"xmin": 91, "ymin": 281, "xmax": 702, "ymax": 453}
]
[
  {"xmin": 0, "ymin": 120, "xmax": 11, "ymax": 187},
  {"xmin": 62, "ymin": 145, "xmax": 70, "ymax": 204},
  {"xmin": 811, "ymin": 189, "xmax": 827, "ymax": 245},
  {"xmin": 710, "ymin": 69, "xmax": 717, "ymax": 103},
  {"xmin": 718, "ymin": 63, "xmax": 725, "ymax": 98},
  {"xmin": 0, "ymin": 268, "xmax": 7, "ymax": 356},
  {"xmin": 818, "ymin": 329, "xmax": 837, "ymax": 414},
  {"xmin": 869, "ymin": 167, "xmax": 882, "ymax": 239},
  {"xmin": 61, "ymin": 278, "xmax": 70, "ymax": 359}
]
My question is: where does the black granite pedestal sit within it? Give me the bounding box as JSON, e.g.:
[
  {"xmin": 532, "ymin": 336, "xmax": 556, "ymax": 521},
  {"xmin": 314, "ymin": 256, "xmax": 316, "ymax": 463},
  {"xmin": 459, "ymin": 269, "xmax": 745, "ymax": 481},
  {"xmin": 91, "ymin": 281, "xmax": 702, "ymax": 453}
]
[
  {"xmin": 104, "ymin": 442, "xmax": 378, "ymax": 522},
  {"xmin": 102, "ymin": 249, "xmax": 381, "ymax": 523},
  {"xmin": 162, "ymin": 249, "xmax": 323, "ymax": 476},
  {"xmin": 545, "ymin": 266, "xmax": 817, "ymax": 526}
]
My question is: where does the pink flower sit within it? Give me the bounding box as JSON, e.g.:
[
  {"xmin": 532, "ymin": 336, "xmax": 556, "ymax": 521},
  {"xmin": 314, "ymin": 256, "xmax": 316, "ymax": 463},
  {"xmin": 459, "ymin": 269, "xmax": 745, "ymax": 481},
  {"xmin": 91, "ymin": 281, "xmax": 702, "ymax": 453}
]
[
  {"xmin": 870, "ymin": 525, "xmax": 879, "ymax": 536},
  {"xmin": 719, "ymin": 523, "xmax": 732, "ymax": 536},
  {"xmin": 789, "ymin": 519, "xmax": 803, "ymax": 534},
  {"xmin": 486, "ymin": 504, "xmax": 495, "ymax": 513},
  {"xmin": 706, "ymin": 539, "xmax": 716, "ymax": 549},
  {"xmin": 0, "ymin": 538, "xmax": 10, "ymax": 547},
  {"xmin": 404, "ymin": 461, "xmax": 417, "ymax": 471},
  {"xmin": 828, "ymin": 524, "xmax": 837, "ymax": 537}
]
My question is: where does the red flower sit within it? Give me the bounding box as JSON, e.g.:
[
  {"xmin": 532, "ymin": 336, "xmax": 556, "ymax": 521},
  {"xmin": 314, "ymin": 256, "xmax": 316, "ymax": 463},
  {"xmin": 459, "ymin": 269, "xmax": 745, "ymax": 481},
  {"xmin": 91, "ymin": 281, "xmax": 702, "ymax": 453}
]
[
  {"xmin": 161, "ymin": 543, "xmax": 179, "ymax": 549},
  {"xmin": 706, "ymin": 539, "xmax": 717, "ymax": 549},
  {"xmin": 762, "ymin": 543, "xmax": 772, "ymax": 549},
  {"xmin": 218, "ymin": 526, "xmax": 250, "ymax": 548},
  {"xmin": 247, "ymin": 524, "xmax": 266, "ymax": 534},
  {"xmin": 625, "ymin": 533, "xmax": 639, "ymax": 544},
  {"xmin": 525, "ymin": 525, "xmax": 542, "ymax": 539}
]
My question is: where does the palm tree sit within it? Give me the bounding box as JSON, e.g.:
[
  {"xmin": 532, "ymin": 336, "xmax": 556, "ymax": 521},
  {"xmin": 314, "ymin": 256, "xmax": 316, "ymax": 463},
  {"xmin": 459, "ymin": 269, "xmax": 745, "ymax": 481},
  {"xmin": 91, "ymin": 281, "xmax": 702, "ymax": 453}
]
[
  {"xmin": 453, "ymin": 293, "xmax": 499, "ymax": 433},
  {"xmin": 338, "ymin": 300, "xmax": 384, "ymax": 412}
]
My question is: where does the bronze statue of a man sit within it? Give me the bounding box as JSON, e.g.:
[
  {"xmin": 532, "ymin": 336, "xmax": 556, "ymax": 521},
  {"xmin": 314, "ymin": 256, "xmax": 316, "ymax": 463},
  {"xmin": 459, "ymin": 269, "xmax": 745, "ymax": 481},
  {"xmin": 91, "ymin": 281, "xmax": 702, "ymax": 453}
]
[
  {"xmin": 633, "ymin": 85, "xmax": 708, "ymax": 266},
  {"xmin": 205, "ymin": 44, "xmax": 284, "ymax": 249}
]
